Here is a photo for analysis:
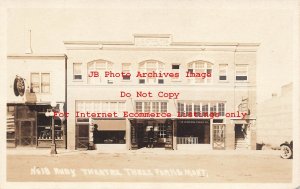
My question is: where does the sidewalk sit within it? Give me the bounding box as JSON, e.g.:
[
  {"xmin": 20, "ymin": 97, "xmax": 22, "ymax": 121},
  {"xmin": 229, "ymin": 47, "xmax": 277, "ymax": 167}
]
[{"xmin": 6, "ymin": 147, "xmax": 281, "ymax": 156}]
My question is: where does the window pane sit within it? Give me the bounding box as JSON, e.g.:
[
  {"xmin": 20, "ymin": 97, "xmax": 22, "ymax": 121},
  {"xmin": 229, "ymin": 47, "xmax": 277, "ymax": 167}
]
[
  {"xmin": 236, "ymin": 76, "xmax": 248, "ymax": 80},
  {"xmin": 144, "ymin": 102, "xmax": 151, "ymax": 112},
  {"xmin": 195, "ymin": 62, "xmax": 204, "ymax": 69},
  {"xmin": 152, "ymin": 102, "xmax": 159, "ymax": 112},
  {"xmin": 186, "ymin": 104, "xmax": 192, "ymax": 114},
  {"xmin": 194, "ymin": 104, "xmax": 200, "ymax": 114},
  {"xmin": 161, "ymin": 102, "xmax": 167, "ymax": 112},
  {"xmin": 210, "ymin": 103, "xmax": 217, "ymax": 114},
  {"xmin": 136, "ymin": 102, "xmax": 142, "ymax": 112},
  {"xmin": 41, "ymin": 73, "xmax": 50, "ymax": 93},
  {"xmin": 218, "ymin": 103, "xmax": 225, "ymax": 116},
  {"xmin": 172, "ymin": 65, "xmax": 180, "ymax": 69},
  {"xmin": 31, "ymin": 73, "xmax": 40, "ymax": 93},
  {"xmin": 109, "ymin": 102, "xmax": 117, "ymax": 112},
  {"xmin": 118, "ymin": 102, "xmax": 125, "ymax": 112},
  {"xmin": 103, "ymin": 102, "xmax": 109, "ymax": 112},
  {"xmin": 219, "ymin": 76, "xmax": 227, "ymax": 80},
  {"xmin": 73, "ymin": 63, "xmax": 82, "ymax": 74},
  {"xmin": 178, "ymin": 103, "xmax": 184, "ymax": 116},
  {"xmin": 202, "ymin": 103, "xmax": 208, "ymax": 113}
]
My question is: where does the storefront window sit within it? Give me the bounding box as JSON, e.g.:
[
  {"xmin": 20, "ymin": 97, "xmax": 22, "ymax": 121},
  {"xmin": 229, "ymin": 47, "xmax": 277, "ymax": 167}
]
[
  {"xmin": 96, "ymin": 131, "xmax": 126, "ymax": 144},
  {"xmin": 177, "ymin": 120, "xmax": 210, "ymax": 144}
]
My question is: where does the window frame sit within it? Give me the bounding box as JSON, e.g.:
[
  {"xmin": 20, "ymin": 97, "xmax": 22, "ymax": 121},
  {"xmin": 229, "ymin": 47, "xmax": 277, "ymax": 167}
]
[
  {"xmin": 122, "ymin": 63, "xmax": 131, "ymax": 81},
  {"xmin": 138, "ymin": 60, "xmax": 165, "ymax": 84},
  {"xmin": 235, "ymin": 64, "xmax": 248, "ymax": 81},
  {"xmin": 87, "ymin": 60, "xmax": 113, "ymax": 84},
  {"xmin": 187, "ymin": 61, "xmax": 213, "ymax": 84},
  {"xmin": 73, "ymin": 63, "xmax": 83, "ymax": 81},
  {"xmin": 135, "ymin": 101, "xmax": 168, "ymax": 113},
  {"xmin": 30, "ymin": 72, "xmax": 51, "ymax": 94},
  {"xmin": 219, "ymin": 64, "xmax": 228, "ymax": 81}
]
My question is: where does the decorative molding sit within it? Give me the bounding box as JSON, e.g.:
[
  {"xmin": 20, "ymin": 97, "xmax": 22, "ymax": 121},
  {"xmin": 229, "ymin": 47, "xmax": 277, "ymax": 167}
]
[{"xmin": 63, "ymin": 34, "xmax": 260, "ymax": 52}]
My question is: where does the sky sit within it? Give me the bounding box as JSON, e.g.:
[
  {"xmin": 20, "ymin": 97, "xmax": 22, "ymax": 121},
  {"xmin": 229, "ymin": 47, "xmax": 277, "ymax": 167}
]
[{"xmin": 5, "ymin": 0, "xmax": 298, "ymax": 103}]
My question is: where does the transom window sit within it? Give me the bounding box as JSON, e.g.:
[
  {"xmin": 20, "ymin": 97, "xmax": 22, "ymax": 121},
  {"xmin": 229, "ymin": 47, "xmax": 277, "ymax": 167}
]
[
  {"xmin": 76, "ymin": 101, "xmax": 125, "ymax": 114},
  {"xmin": 187, "ymin": 61, "xmax": 213, "ymax": 83},
  {"xmin": 178, "ymin": 102, "xmax": 225, "ymax": 117},
  {"xmin": 138, "ymin": 60, "xmax": 165, "ymax": 84},
  {"xmin": 87, "ymin": 60, "xmax": 113, "ymax": 84},
  {"xmin": 136, "ymin": 101, "xmax": 168, "ymax": 113}
]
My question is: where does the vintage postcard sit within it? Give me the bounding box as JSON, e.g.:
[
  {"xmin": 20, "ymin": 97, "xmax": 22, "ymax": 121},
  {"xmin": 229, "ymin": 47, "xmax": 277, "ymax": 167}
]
[{"xmin": 0, "ymin": 0, "xmax": 299, "ymax": 189}]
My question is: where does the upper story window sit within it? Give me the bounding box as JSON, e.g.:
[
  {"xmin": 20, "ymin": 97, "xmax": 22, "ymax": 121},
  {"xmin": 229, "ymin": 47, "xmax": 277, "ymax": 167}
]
[
  {"xmin": 87, "ymin": 60, "xmax": 113, "ymax": 84},
  {"xmin": 219, "ymin": 64, "xmax": 228, "ymax": 81},
  {"xmin": 235, "ymin": 64, "xmax": 248, "ymax": 81},
  {"xmin": 171, "ymin": 64, "xmax": 180, "ymax": 81},
  {"xmin": 122, "ymin": 63, "xmax": 131, "ymax": 80},
  {"xmin": 73, "ymin": 63, "xmax": 82, "ymax": 80},
  {"xmin": 138, "ymin": 60, "xmax": 164, "ymax": 84},
  {"xmin": 30, "ymin": 73, "xmax": 50, "ymax": 93},
  {"xmin": 187, "ymin": 61, "xmax": 213, "ymax": 84}
]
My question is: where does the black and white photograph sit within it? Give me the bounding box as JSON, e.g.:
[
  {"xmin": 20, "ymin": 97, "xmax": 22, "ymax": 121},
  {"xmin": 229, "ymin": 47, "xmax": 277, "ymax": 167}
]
[{"xmin": 0, "ymin": 0, "xmax": 299, "ymax": 189}]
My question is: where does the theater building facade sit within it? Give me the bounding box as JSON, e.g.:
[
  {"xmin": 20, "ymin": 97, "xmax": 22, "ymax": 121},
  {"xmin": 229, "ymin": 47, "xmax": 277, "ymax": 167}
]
[{"xmin": 65, "ymin": 34, "xmax": 258, "ymax": 151}]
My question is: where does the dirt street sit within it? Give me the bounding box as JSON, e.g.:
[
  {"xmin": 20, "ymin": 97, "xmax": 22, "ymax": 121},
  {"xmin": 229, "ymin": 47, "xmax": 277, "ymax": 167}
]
[{"xmin": 7, "ymin": 150, "xmax": 292, "ymax": 182}]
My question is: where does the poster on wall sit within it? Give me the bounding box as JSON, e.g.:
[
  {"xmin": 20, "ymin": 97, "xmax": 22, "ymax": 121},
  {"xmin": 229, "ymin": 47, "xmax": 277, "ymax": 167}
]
[{"xmin": 0, "ymin": 0, "xmax": 299, "ymax": 189}]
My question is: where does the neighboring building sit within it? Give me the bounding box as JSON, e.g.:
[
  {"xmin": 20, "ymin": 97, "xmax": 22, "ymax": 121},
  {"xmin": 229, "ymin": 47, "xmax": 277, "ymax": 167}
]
[
  {"xmin": 6, "ymin": 53, "xmax": 67, "ymax": 148},
  {"xmin": 64, "ymin": 34, "xmax": 259, "ymax": 151},
  {"xmin": 257, "ymin": 83, "xmax": 293, "ymax": 148}
]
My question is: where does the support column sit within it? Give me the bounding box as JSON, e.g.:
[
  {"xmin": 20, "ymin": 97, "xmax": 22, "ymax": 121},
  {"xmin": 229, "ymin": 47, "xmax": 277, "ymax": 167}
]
[
  {"xmin": 173, "ymin": 120, "xmax": 177, "ymax": 150},
  {"xmin": 67, "ymin": 99, "xmax": 76, "ymax": 150},
  {"xmin": 129, "ymin": 119, "xmax": 138, "ymax": 150}
]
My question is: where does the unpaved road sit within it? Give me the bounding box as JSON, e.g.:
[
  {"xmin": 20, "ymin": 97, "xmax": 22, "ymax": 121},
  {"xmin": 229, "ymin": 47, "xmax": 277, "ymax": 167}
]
[{"xmin": 7, "ymin": 151, "xmax": 292, "ymax": 182}]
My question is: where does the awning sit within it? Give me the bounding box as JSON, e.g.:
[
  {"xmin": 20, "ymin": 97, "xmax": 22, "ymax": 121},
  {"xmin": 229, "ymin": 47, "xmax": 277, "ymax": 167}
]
[{"xmin": 93, "ymin": 119, "xmax": 126, "ymax": 131}]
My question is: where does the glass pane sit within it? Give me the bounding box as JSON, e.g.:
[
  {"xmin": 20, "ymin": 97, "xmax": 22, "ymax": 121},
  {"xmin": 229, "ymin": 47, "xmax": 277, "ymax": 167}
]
[
  {"xmin": 31, "ymin": 73, "xmax": 39, "ymax": 82},
  {"xmin": 118, "ymin": 102, "xmax": 125, "ymax": 112},
  {"xmin": 110, "ymin": 102, "xmax": 117, "ymax": 112},
  {"xmin": 144, "ymin": 102, "xmax": 151, "ymax": 112},
  {"xmin": 202, "ymin": 103, "xmax": 208, "ymax": 113},
  {"xmin": 195, "ymin": 62, "xmax": 204, "ymax": 69},
  {"xmin": 136, "ymin": 102, "xmax": 142, "ymax": 112},
  {"xmin": 73, "ymin": 63, "xmax": 82, "ymax": 75},
  {"xmin": 95, "ymin": 62, "xmax": 106, "ymax": 69},
  {"xmin": 161, "ymin": 102, "xmax": 167, "ymax": 112},
  {"xmin": 152, "ymin": 102, "xmax": 159, "ymax": 112},
  {"xmin": 41, "ymin": 85, "xmax": 50, "ymax": 93}
]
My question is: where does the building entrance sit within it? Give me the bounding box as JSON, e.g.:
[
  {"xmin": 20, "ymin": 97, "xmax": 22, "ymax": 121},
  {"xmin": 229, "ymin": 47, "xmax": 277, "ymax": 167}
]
[
  {"xmin": 17, "ymin": 120, "xmax": 36, "ymax": 146},
  {"xmin": 130, "ymin": 119, "xmax": 173, "ymax": 149}
]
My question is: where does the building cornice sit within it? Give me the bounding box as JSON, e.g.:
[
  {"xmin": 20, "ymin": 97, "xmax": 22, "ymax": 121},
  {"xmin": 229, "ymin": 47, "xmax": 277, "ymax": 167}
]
[
  {"xmin": 63, "ymin": 34, "xmax": 260, "ymax": 52},
  {"xmin": 7, "ymin": 54, "xmax": 67, "ymax": 59}
]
